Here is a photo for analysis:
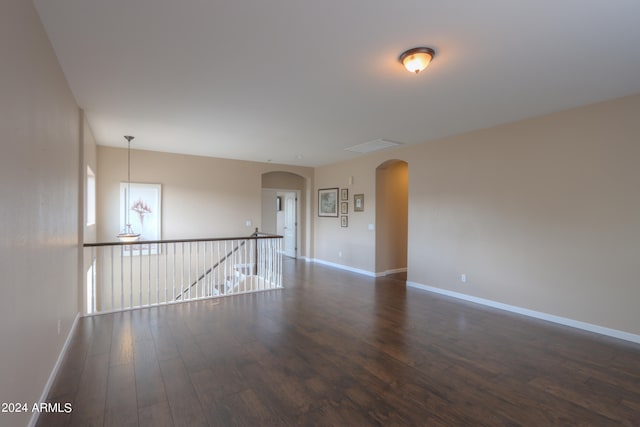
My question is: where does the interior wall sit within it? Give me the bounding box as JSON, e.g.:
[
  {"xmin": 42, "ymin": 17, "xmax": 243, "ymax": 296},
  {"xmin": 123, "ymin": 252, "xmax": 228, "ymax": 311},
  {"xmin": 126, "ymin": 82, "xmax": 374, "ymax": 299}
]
[
  {"xmin": 315, "ymin": 93, "xmax": 640, "ymax": 336},
  {"xmin": 0, "ymin": 1, "xmax": 80, "ymax": 425},
  {"xmin": 97, "ymin": 148, "xmax": 313, "ymax": 256},
  {"xmin": 406, "ymin": 94, "xmax": 640, "ymax": 336},
  {"xmin": 313, "ymin": 155, "xmax": 387, "ymax": 271},
  {"xmin": 375, "ymin": 160, "xmax": 408, "ymax": 274},
  {"xmin": 261, "ymin": 189, "xmax": 278, "ymax": 234}
]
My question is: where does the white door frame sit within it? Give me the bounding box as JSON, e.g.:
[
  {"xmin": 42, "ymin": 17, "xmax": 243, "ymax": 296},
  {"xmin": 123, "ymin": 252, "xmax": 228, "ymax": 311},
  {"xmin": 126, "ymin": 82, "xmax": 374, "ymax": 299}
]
[{"xmin": 266, "ymin": 188, "xmax": 300, "ymax": 258}]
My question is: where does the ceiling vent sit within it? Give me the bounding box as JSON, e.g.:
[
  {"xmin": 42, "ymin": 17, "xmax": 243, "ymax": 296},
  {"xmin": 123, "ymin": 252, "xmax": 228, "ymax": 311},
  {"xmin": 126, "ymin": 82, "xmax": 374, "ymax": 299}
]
[{"xmin": 345, "ymin": 139, "xmax": 402, "ymax": 153}]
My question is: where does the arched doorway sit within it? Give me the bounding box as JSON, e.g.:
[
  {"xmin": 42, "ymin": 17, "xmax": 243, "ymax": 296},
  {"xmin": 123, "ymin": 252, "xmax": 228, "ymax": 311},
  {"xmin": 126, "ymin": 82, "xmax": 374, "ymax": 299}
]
[
  {"xmin": 261, "ymin": 171, "xmax": 306, "ymax": 259},
  {"xmin": 375, "ymin": 160, "xmax": 408, "ymax": 275}
]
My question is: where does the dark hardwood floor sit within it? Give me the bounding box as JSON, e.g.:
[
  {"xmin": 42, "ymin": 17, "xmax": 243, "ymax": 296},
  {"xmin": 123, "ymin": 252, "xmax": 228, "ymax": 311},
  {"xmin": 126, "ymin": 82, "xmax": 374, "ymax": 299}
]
[{"xmin": 39, "ymin": 259, "xmax": 640, "ymax": 426}]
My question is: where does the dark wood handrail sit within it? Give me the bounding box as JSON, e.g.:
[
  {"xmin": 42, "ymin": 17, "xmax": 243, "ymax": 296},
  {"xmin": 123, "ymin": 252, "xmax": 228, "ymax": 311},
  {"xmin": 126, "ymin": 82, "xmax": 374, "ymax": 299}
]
[
  {"xmin": 84, "ymin": 230, "xmax": 282, "ymax": 248},
  {"xmin": 83, "ymin": 229, "xmax": 282, "ymax": 301}
]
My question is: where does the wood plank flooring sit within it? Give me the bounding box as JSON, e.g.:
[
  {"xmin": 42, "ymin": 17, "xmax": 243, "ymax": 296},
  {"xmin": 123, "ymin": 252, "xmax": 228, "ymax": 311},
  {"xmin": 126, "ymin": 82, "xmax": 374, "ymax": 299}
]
[{"xmin": 38, "ymin": 259, "xmax": 640, "ymax": 426}]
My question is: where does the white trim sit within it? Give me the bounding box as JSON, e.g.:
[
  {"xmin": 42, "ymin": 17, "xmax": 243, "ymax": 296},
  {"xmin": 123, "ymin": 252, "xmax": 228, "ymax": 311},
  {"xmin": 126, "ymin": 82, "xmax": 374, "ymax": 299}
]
[
  {"xmin": 308, "ymin": 259, "xmax": 408, "ymax": 278},
  {"xmin": 29, "ymin": 312, "xmax": 81, "ymax": 427},
  {"xmin": 299, "ymin": 256, "xmax": 313, "ymax": 263},
  {"xmin": 291, "ymin": 259, "xmax": 640, "ymax": 344},
  {"xmin": 263, "ymin": 186, "xmax": 301, "ymax": 259},
  {"xmin": 311, "ymin": 258, "xmax": 377, "ymax": 277},
  {"xmin": 407, "ymin": 281, "xmax": 640, "ymax": 345}
]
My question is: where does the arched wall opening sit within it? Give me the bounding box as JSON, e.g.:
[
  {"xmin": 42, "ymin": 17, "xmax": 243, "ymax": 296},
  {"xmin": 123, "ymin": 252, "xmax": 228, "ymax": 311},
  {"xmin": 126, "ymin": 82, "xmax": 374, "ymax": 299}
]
[
  {"xmin": 261, "ymin": 171, "xmax": 307, "ymax": 259},
  {"xmin": 375, "ymin": 160, "xmax": 408, "ymax": 275}
]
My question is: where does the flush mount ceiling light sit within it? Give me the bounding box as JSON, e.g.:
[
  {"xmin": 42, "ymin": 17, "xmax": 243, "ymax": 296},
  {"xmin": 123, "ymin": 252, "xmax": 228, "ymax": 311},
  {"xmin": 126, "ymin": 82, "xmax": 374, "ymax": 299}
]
[{"xmin": 399, "ymin": 47, "xmax": 435, "ymax": 74}]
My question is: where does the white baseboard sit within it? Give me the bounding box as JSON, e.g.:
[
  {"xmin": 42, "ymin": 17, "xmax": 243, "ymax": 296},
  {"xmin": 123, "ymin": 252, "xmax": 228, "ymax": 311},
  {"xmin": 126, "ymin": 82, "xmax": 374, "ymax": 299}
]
[
  {"xmin": 310, "ymin": 258, "xmax": 377, "ymax": 277},
  {"xmin": 407, "ymin": 281, "xmax": 640, "ymax": 345},
  {"xmin": 287, "ymin": 256, "xmax": 639, "ymax": 344},
  {"xmin": 29, "ymin": 312, "xmax": 81, "ymax": 427},
  {"xmin": 308, "ymin": 259, "xmax": 408, "ymax": 278},
  {"xmin": 384, "ymin": 268, "xmax": 407, "ymax": 275}
]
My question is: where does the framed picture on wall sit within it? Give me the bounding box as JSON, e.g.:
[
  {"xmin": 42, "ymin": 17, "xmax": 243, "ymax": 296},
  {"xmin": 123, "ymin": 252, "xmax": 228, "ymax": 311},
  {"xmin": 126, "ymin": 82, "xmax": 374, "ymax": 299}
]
[
  {"xmin": 341, "ymin": 215, "xmax": 348, "ymax": 227},
  {"xmin": 341, "ymin": 188, "xmax": 349, "ymax": 201},
  {"xmin": 340, "ymin": 201, "xmax": 348, "ymax": 215},
  {"xmin": 354, "ymin": 193, "xmax": 364, "ymax": 212},
  {"xmin": 119, "ymin": 182, "xmax": 162, "ymax": 255},
  {"xmin": 318, "ymin": 188, "xmax": 339, "ymax": 217}
]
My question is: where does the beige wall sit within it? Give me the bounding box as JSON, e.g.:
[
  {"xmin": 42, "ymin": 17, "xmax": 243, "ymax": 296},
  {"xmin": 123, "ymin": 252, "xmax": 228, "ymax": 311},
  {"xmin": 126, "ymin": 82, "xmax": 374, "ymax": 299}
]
[
  {"xmin": 314, "ymin": 154, "xmax": 389, "ymax": 271},
  {"xmin": 0, "ymin": 1, "xmax": 80, "ymax": 425},
  {"xmin": 261, "ymin": 189, "xmax": 279, "ymax": 234},
  {"xmin": 315, "ymin": 93, "xmax": 640, "ymax": 336},
  {"xmin": 262, "ymin": 171, "xmax": 306, "ymax": 190},
  {"xmin": 375, "ymin": 160, "xmax": 408, "ymax": 273},
  {"xmin": 97, "ymin": 147, "xmax": 313, "ymax": 255},
  {"xmin": 406, "ymin": 94, "xmax": 640, "ymax": 335}
]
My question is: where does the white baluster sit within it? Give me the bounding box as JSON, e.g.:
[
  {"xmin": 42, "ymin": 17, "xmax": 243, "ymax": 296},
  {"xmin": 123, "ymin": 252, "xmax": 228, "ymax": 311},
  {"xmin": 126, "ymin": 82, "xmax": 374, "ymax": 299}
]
[
  {"xmin": 120, "ymin": 246, "xmax": 124, "ymax": 310},
  {"xmin": 111, "ymin": 246, "xmax": 114, "ymax": 310},
  {"xmin": 139, "ymin": 243, "xmax": 142, "ymax": 307},
  {"xmin": 90, "ymin": 246, "xmax": 95, "ymax": 314},
  {"xmin": 157, "ymin": 243, "xmax": 160, "ymax": 305},
  {"xmin": 181, "ymin": 242, "xmax": 185, "ymax": 301},
  {"xmin": 172, "ymin": 243, "xmax": 177, "ymax": 303}
]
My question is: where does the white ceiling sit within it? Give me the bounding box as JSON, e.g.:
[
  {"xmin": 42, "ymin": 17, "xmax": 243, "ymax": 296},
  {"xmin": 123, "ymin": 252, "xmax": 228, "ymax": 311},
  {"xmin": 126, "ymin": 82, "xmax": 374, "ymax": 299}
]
[{"xmin": 34, "ymin": 0, "xmax": 640, "ymax": 167}]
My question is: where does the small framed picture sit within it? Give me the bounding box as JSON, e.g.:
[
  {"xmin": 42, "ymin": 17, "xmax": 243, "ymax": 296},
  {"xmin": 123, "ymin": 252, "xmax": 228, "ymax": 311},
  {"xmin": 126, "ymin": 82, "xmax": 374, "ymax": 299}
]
[
  {"xmin": 340, "ymin": 201, "xmax": 348, "ymax": 215},
  {"xmin": 340, "ymin": 188, "xmax": 348, "ymax": 201},
  {"xmin": 341, "ymin": 215, "xmax": 348, "ymax": 227},
  {"xmin": 318, "ymin": 188, "xmax": 339, "ymax": 217},
  {"xmin": 354, "ymin": 194, "xmax": 364, "ymax": 212}
]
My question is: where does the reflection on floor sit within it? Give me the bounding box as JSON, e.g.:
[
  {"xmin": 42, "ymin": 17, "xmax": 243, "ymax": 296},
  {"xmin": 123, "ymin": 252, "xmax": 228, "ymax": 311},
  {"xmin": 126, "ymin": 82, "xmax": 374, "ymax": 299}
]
[{"xmin": 39, "ymin": 258, "xmax": 640, "ymax": 426}]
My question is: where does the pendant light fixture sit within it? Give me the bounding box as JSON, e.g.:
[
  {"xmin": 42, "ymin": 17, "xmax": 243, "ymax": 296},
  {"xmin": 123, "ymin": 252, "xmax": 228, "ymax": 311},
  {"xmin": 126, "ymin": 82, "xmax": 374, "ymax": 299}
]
[
  {"xmin": 117, "ymin": 135, "xmax": 141, "ymax": 242},
  {"xmin": 399, "ymin": 47, "xmax": 436, "ymax": 74}
]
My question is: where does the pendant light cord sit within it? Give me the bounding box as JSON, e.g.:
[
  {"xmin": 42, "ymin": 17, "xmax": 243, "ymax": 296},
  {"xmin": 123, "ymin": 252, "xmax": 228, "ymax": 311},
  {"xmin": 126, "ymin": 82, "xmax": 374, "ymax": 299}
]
[
  {"xmin": 118, "ymin": 135, "xmax": 137, "ymax": 240},
  {"xmin": 123, "ymin": 135, "xmax": 135, "ymax": 230},
  {"xmin": 127, "ymin": 139, "xmax": 131, "ymax": 226}
]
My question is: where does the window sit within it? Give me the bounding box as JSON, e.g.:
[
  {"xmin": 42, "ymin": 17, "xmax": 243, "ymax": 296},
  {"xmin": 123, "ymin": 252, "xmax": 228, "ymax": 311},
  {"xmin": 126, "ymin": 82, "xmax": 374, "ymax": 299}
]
[{"xmin": 87, "ymin": 166, "xmax": 96, "ymax": 226}]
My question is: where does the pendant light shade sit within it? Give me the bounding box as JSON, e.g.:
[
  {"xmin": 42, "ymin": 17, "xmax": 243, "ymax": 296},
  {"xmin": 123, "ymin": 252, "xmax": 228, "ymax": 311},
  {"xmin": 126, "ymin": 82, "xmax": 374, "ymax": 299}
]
[
  {"xmin": 117, "ymin": 135, "xmax": 141, "ymax": 242},
  {"xmin": 399, "ymin": 47, "xmax": 435, "ymax": 74}
]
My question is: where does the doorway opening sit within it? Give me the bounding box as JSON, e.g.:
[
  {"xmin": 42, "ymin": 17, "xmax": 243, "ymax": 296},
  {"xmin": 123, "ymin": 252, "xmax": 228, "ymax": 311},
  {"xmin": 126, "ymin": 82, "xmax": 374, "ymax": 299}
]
[
  {"xmin": 277, "ymin": 191, "xmax": 298, "ymax": 258},
  {"xmin": 375, "ymin": 160, "xmax": 408, "ymax": 276},
  {"xmin": 261, "ymin": 171, "xmax": 306, "ymax": 259}
]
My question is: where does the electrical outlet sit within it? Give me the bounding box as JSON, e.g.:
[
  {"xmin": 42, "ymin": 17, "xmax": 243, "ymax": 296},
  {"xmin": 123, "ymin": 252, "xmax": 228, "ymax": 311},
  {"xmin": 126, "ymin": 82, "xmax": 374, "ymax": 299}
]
[
  {"xmin": 460, "ymin": 274, "xmax": 467, "ymax": 283},
  {"xmin": 338, "ymin": 251, "xmax": 342, "ymax": 257},
  {"xmin": 57, "ymin": 319, "xmax": 61, "ymax": 335}
]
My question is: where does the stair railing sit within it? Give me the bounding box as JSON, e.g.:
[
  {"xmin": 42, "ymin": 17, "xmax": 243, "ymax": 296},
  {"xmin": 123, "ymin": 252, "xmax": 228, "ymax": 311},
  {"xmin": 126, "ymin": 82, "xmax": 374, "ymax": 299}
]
[{"xmin": 83, "ymin": 230, "xmax": 283, "ymax": 315}]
